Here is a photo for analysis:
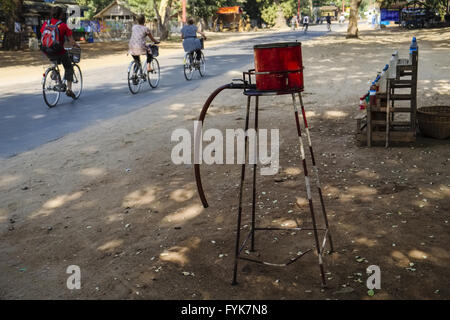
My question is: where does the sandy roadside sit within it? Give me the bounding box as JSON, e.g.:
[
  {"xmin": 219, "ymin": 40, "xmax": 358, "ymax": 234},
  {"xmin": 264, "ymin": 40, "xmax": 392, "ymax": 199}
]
[{"xmin": 0, "ymin": 26, "xmax": 449, "ymax": 300}]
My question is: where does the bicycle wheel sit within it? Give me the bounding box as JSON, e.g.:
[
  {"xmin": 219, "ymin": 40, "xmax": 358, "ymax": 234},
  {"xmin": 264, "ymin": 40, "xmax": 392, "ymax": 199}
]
[
  {"xmin": 183, "ymin": 53, "xmax": 194, "ymax": 81},
  {"xmin": 128, "ymin": 61, "xmax": 142, "ymax": 94},
  {"xmin": 42, "ymin": 68, "xmax": 61, "ymax": 108},
  {"xmin": 148, "ymin": 58, "xmax": 160, "ymax": 88},
  {"xmin": 198, "ymin": 52, "xmax": 206, "ymax": 77},
  {"xmin": 71, "ymin": 64, "xmax": 83, "ymax": 99}
]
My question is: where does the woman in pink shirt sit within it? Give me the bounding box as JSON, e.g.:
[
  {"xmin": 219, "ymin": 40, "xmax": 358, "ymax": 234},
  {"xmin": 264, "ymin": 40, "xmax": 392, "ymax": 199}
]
[{"xmin": 128, "ymin": 15, "xmax": 159, "ymax": 72}]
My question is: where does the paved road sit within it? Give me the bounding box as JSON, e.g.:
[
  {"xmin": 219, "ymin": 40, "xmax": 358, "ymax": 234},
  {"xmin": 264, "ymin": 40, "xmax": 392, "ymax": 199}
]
[{"xmin": 0, "ymin": 24, "xmax": 345, "ymax": 159}]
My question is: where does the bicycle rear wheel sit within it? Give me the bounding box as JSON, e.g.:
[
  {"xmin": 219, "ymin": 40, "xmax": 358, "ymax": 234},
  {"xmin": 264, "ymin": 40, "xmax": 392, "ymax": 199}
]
[
  {"xmin": 42, "ymin": 68, "xmax": 61, "ymax": 108},
  {"xmin": 198, "ymin": 52, "xmax": 206, "ymax": 77},
  {"xmin": 128, "ymin": 61, "xmax": 142, "ymax": 94},
  {"xmin": 148, "ymin": 58, "xmax": 160, "ymax": 88},
  {"xmin": 71, "ymin": 64, "xmax": 83, "ymax": 99},
  {"xmin": 184, "ymin": 53, "xmax": 194, "ymax": 81}
]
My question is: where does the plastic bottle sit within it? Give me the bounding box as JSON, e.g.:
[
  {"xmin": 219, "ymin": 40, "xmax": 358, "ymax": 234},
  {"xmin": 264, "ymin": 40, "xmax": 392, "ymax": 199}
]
[
  {"xmin": 409, "ymin": 37, "xmax": 418, "ymax": 64},
  {"xmin": 379, "ymin": 64, "xmax": 389, "ymax": 94},
  {"xmin": 388, "ymin": 52, "xmax": 398, "ymax": 79},
  {"xmin": 374, "ymin": 71, "xmax": 381, "ymax": 92},
  {"xmin": 369, "ymin": 82, "xmax": 377, "ymax": 106}
]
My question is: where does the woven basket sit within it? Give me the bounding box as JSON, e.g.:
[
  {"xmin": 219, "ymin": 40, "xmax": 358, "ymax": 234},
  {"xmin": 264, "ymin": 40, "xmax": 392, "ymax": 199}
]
[
  {"xmin": 417, "ymin": 106, "xmax": 450, "ymax": 139},
  {"xmin": 150, "ymin": 44, "xmax": 159, "ymax": 57},
  {"xmin": 69, "ymin": 47, "xmax": 81, "ymax": 63}
]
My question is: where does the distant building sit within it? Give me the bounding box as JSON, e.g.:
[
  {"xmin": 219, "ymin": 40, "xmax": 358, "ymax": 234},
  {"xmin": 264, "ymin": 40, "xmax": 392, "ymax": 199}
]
[
  {"xmin": 214, "ymin": 6, "xmax": 244, "ymax": 32},
  {"xmin": 93, "ymin": 0, "xmax": 135, "ymax": 23},
  {"xmin": 16, "ymin": 1, "xmax": 88, "ymax": 43},
  {"xmin": 319, "ymin": 5, "xmax": 339, "ymax": 20},
  {"xmin": 93, "ymin": 0, "xmax": 136, "ymax": 41}
]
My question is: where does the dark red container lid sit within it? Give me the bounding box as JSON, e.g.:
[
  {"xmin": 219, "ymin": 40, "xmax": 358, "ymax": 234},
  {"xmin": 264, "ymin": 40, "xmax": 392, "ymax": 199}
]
[{"xmin": 254, "ymin": 42, "xmax": 302, "ymax": 49}]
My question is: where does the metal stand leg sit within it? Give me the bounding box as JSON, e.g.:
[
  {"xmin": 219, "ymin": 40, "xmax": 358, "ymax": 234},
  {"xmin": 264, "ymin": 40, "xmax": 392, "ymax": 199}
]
[
  {"xmin": 385, "ymin": 80, "xmax": 390, "ymax": 148},
  {"xmin": 251, "ymin": 97, "xmax": 259, "ymax": 252},
  {"xmin": 232, "ymin": 96, "xmax": 252, "ymax": 285},
  {"xmin": 291, "ymin": 94, "xmax": 327, "ymax": 287},
  {"xmin": 297, "ymin": 93, "xmax": 334, "ymax": 253}
]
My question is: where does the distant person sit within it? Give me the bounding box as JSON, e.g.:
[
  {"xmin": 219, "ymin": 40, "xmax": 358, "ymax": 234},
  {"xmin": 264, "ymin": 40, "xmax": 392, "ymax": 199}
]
[
  {"xmin": 339, "ymin": 15, "xmax": 345, "ymax": 24},
  {"xmin": 129, "ymin": 15, "xmax": 159, "ymax": 72},
  {"xmin": 302, "ymin": 15, "xmax": 309, "ymax": 32},
  {"xmin": 181, "ymin": 18, "xmax": 207, "ymax": 62},
  {"xmin": 374, "ymin": 13, "xmax": 380, "ymax": 29},
  {"xmin": 291, "ymin": 15, "xmax": 297, "ymax": 30},
  {"xmin": 326, "ymin": 14, "xmax": 332, "ymax": 31},
  {"xmin": 40, "ymin": 6, "xmax": 79, "ymax": 99}
]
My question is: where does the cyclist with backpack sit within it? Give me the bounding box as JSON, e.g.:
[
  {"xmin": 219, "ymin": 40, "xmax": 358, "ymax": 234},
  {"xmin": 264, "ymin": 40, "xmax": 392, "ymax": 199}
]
[{"xmin": 40, "ymin": 6, "xmax": 79, "ymax": 99}]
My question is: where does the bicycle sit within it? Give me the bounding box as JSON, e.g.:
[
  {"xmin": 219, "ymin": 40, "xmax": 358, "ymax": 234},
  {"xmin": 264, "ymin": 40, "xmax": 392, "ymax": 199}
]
[
  {"xmin": 42, "ymin": 47, "xmax": 82, "ymax": 108},
  {"xmin": 183, "ymin": 38, "xmax": 206, "ymax": 81},
  {"xmin": 127, "ymin": 43, "xmax": 160, "ymax": 94},
  {"xmin": 302, "ymin": 23, "xmax": 309, "ymax": 33}
]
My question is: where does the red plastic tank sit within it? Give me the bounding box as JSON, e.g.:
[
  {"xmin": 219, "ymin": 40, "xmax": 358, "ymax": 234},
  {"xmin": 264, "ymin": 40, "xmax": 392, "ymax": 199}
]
[{"xmin": 253, "ymin": 42, "xmax": 304, "ymax": 92}]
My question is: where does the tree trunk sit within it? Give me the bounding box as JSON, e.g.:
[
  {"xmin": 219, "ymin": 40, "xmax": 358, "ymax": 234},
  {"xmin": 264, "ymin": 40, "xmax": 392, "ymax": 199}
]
[
  {"xmin": 152, "ymin": 0, "xmax": 173, "ymax": 41},
  {"xmin": 346, "ymin": 0, "xmax": 362, "ymax": 38},
  {"xmin": 1, "ymin": 0, "xmax": 23, "ymax": 50},
  {"xmin": 198, "ymin": 18, "xmax": 208, "ymax": 31}
]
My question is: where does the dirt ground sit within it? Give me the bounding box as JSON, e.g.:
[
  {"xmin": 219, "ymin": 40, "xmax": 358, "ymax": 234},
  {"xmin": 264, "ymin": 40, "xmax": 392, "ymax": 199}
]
[{"xmin": 0, "ymin": 26, "xmax": 449, "ymax": 300}]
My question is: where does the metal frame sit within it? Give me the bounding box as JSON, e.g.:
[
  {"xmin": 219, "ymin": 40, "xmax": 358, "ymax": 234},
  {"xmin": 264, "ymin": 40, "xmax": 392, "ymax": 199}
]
[{"xmin": 194, "ymin": 70, "xmax": 334, "ymax": 287}]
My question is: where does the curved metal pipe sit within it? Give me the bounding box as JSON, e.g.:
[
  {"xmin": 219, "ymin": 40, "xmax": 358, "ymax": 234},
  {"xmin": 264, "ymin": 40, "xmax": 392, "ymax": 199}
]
[{"xmin": 194, "ymin": 83, "xmax": 246, "ymax": 208}]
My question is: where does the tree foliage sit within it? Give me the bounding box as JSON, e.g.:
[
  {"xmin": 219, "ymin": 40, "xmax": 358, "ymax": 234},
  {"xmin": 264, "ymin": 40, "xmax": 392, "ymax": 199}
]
[
  {"xmin": 258, "ymin": 0, "xmax": 311, "ymax": 26},
  {"xmin": 260, "ymin": 3, "xmax": 279, "ymax": 25},
  {"xmin": 76, "ymin": 0, "xmax": 111, "ymax": 19},
  {"xmin": 126, "ymin": 0, "xmax": 155, "ymax": 17},
  {"xmin": 188, "ymin": 0, "xmax": 230, "ymax": 25}
]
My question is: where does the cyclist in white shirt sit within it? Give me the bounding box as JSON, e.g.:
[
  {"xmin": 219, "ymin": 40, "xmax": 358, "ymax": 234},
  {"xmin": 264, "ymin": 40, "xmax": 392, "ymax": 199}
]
[{"xmin": 302, "ymin": 15, "xmax": 310, "ymax": 32}]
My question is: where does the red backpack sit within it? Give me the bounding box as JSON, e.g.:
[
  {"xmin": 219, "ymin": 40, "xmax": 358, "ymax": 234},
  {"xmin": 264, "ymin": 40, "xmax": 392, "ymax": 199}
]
[{"xmin": 40, "ymin": 20, "xmax": 63, "ymax": 55}]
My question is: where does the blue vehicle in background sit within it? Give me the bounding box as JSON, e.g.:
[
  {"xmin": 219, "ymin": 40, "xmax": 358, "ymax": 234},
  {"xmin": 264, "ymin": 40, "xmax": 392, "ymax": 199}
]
[{"xmin": 400, "ymin": 1, "xmax": 440, "ymax": 29}]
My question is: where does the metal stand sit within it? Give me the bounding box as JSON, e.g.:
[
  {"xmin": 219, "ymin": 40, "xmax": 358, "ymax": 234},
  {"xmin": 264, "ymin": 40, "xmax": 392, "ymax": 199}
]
[
  {"xmin": 194, "ymin": 70, "xmax": 335, "ymax": 288},
  {"xmin": 231, "ymin": 89, "xmax": 334, "ymax": 287}
]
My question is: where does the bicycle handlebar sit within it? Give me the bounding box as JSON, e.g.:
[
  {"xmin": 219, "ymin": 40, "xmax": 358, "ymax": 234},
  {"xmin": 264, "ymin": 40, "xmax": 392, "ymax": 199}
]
[{"xmin": 65, "ymin": 47, "xmax": 80, "ymax": 51}]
